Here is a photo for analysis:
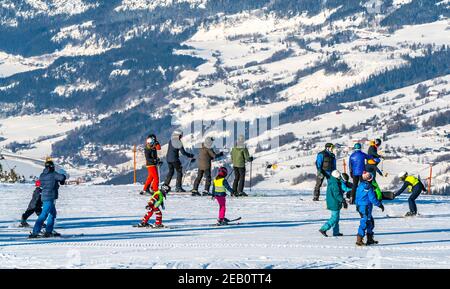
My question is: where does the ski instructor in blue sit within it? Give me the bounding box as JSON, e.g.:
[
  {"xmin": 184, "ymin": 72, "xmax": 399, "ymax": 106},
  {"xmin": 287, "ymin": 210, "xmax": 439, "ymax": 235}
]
[{"xmin": 29, "ymin": 160, "xmax": 66, "ymax": 238}]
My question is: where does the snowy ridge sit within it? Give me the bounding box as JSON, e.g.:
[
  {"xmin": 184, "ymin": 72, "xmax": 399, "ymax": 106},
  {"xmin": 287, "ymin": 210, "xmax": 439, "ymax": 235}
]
[{"xmin": 114, "ymin": 0, "xmax": 208, "ymax": 12}]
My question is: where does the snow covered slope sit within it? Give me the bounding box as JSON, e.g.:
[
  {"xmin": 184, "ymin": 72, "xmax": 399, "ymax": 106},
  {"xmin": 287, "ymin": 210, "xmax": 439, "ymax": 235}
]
[{"xmin": 2, "ymin": 184, "xmax": 450, "ymax": 269}]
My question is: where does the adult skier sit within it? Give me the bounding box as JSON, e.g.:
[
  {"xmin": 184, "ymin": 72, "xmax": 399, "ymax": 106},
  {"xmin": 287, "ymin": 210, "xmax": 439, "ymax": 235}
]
[
  {"xmin": 140, "ymin": 134, "xmax": 161, "ymax": 195},
  {"xmin": 319, "ymin": 170, "xmax": 348, "ymax": 237},
  {"xmin": 313, "ymin": 143, "xmax": 336, "ymax": 201},
  {"xmin": 349, "ymin": 143, "xmax": 372, "ymax": 204},
  {"xmin": 137, "ymin": 190, "xmax": 165, "ymax": 228},
  {"xmin": 29, "ymin": 160, "xmax": 66, "ymax": 238},
  {"xmin": 394, "ymin": 172, "xmax": 427, "ymax": 216},
  {"xmin": 212, "ymin": 167, "xmax": 234, "ymax": 225},
  {"xmin": 162, "ymin": 129, "xmax": 195, "ymax": 193},
  {"xmin": 192, "ymin": 137, "xmax": 224, "ymax": 196},
  {"xmin": 231, "ymin": 135, "xmax": 253, "ymax": 197},
  {"xmin": 367, "ymin": 138, "xmax": 383, "ymax": 158},
  {"xmin": 355, "ymin": 172, "xmax": 384, "ymax": 246},
  {"xmin": 19, "ymin": 180, "xmax": 43, "ymax": 228}
]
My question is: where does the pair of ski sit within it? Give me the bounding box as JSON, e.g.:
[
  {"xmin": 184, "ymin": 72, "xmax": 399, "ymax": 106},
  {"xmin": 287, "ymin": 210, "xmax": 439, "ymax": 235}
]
[{"xmin": 132, "ymin": 217, "xmax": 242, "ymax": 229}]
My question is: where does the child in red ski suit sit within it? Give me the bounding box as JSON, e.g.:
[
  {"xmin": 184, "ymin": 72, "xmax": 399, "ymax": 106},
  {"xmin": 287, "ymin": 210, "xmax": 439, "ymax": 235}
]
[
  {"xmin": 138, "ymin": 190, "xmax": 165, "ymax": 228},
  {"xmin": 141, "ymin": 134, "xmax": 161, "ymax": 194},
  {"xmin": 212, "ymin": 167, "xmax": 234, "ymax": 225}
]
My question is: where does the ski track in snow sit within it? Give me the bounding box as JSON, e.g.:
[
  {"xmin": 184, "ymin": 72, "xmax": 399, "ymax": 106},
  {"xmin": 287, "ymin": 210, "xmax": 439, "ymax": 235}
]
[{"xmin": 1, "ymin": 184, "xmax": 450, "ymax": 268}]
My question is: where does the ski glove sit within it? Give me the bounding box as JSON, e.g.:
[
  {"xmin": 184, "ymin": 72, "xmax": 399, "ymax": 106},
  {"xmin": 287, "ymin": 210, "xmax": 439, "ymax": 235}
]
[
  {"xmin": 248, "ymin": 156, "xmax": 254, "ymax": 162},
  {"xmin": 379, "ymin": 204, "xmax": 385, "ymax": 212}
]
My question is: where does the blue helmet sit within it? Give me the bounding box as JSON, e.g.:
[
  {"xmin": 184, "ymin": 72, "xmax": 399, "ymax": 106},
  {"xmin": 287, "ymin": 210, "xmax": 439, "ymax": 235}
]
[{"xmin": 353, "ymin": 143, "xmax": 362, "ymax": 150}]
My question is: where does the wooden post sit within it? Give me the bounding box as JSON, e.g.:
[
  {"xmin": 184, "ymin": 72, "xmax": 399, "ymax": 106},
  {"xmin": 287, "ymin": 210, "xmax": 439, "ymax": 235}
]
[
  {"xmin": 343, "ymin": 159, "xmax": 347, "ymax": 174},
  {"xmin": 133, "ymin": 145, "xmax": 137, "ymax": 185},
  {"xmin": 428, "ymin": 164, "xmax": 432, "ymax": 194}
]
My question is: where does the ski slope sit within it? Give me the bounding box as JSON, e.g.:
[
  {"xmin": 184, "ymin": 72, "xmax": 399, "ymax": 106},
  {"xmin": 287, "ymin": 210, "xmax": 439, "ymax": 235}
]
[{"xmin": 1, "ymin": 184, "xmax": 450, "ymax": 269}]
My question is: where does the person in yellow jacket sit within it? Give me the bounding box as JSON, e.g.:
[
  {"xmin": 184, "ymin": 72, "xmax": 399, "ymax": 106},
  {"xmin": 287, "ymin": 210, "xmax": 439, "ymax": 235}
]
[
  {"xmin": 395, "ymin": 172, "xmax": 427, "ymax": 216},
  {"xmin": 212, "ymin": 167, "xmax": 234, "ymax": 226}
]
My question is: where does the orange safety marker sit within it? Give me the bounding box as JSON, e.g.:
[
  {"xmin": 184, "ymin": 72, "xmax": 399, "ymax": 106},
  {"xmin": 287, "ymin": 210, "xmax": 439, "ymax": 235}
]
[{"xmin": 133, "ymin": 144, "xmax": 137, "ymax": 184}]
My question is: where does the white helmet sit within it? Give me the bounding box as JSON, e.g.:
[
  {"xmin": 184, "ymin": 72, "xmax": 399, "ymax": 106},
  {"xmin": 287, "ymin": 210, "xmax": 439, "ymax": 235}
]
[
  {"xmin": 172, "ymin": 129, "xmax": 183, "ymax": 138},
  {"xmin": 331, "ymin": 170, "xmax": 341, "ymax": 179},
  {"xmin": 397, "ymin": 171, "xmax": 407, "ymax": 179}
]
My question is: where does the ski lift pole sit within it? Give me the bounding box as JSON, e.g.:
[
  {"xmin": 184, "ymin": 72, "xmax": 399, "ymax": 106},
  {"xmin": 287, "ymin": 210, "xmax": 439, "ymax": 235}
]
[
  {"xmin": 133, "ymin": 144, "xmax": 137, "ymax": 185},
  {"xmin": 343, "ymin": 159, "xmax": 347, "ymax": 174},
  {"xmin": 428, "ymin": 164, "xmax": 433, "ymax": 194}
]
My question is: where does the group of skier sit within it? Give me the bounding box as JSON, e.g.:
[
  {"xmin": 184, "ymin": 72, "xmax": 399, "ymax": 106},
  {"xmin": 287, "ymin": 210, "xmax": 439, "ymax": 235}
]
[{"xmin": 315, "ymin": 140, "xmax": 427, "ymax": 246}]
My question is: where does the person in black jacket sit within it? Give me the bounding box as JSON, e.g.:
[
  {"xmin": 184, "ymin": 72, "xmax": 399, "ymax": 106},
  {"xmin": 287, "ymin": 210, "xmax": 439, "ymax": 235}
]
[
  {"xmin": 20, "ymin": 180, "xmax": 43, "ymax": 227},
  {"xmin": 162, "ymin": 130, "xmax": 195, "ymax": 193},
  {"xmin": 313, "ymin": 143, "xmax": 336, "ymax": 201},
  {"xmin": 140, "ymin": 134, "xmax": 162, "ymax": 195},
  {"xmin": 368, "ymin": 138, "xmax": 383, "ymax": 158}
]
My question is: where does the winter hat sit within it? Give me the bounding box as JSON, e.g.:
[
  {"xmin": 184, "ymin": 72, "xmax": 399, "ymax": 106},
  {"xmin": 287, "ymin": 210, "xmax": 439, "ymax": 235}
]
[
  {"xmin": 325, "ymin": 143, "xmax": 334, "ymax": 149},
  {"xmin": 35, "ymin": 180, "xmax": 41, "ymax": 187},
  {"xmin": 217, "ymin": 167, "xmax": 228, "ymax": 178},
  {"xmin": 172, "ymin": 129, "xmax": 183, "ymax": 139},
  {"xmin": 353, "ymin": 143, "xmax": 362, "ymax": 150},
  {"xmin": 331, "ymin": 170, "xmax": 341, "ymax": 179},
  {"xmin": 44, "ymin": 160, "xmax": 55, "ymax": 171},
  {"xmin": 204, "ymin": 136, "xmax": 215, "ymax": 149},
  {"xmin": 362, "ymin": 171, "xmax": 373, "ymax": 181}
]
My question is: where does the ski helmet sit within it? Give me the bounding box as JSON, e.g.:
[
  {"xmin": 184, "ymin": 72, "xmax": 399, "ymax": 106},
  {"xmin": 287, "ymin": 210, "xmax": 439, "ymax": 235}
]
[
  {"xmin": 217, "ymin": 167, "xmax": 228, "ymax": 177},
  {"xmin": 353, "ymin": 143, "xmax": 362, "ymax": 150},
  {"xmin": 172, "ymin": 129, "xmax": 183, "ymax": 139},
  {"xmin": 331, "ymin": 170, "xmax": 341, "ymax": 179},
  {"xmin": 375, "ymin": 138, "xmax": 382, "ymax": 146},
  {"xmin": 44, "ymin": 160, "xmax": 55, "ymax": 171},
  {"xmin": 362, "ymin": 171, "xmax": 373, "ymax": 181},
  {"xmin": 35, "ymin": 180, "xmax": 41, "ymax": 187},
  {"xmin": 342, "ymin": 173, "xmax": 350, "ymax": 182},
  {"xmin": 398, "ymin": 171, "xmax": 408, "ymax": 179}
]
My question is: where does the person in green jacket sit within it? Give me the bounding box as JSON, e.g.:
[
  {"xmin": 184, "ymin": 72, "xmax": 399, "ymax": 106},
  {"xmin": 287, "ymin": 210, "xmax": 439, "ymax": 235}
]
[
  {"xmin": 231, "ymin": 135, "xmax": 253, "ymax": 197},
  {"xmin": 319, "ymin": 170, "xmax": 348, "ymax": 237}
]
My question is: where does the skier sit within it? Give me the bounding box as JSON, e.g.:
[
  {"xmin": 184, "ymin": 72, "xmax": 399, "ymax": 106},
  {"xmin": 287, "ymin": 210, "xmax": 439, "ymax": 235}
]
[
  {"xmin": 230, "ymin": 135, "xmax": 253, "ymax": 197},
  {"xmin": 162, "ymin": 129, "xmax": 195, "ymax": 193},
  {"xmin": 191, "ymin": 137, "xmax": 224, "ymax": 196},
  {"xmin": 212, "ymin": 167, "xmax": 234, "ymax": 225},
  {"xmin": 367, "ymin": 138, "xmax": 383, "ymax": 159},
  {"xmin": 349, "ymin": 143, "xmax": 372, "ymax": 204},
  {"xmin": 140, "ymin": 134, "xmax": 162, "ymax": 195},
  {"xmin": 313, "ymin": 143, "xmax": 336, "ymax": 201},
  {"xmin": 355, "ymin": 172, "xmax": 384, "ymax": 246},
  {"xmin": 319, "ymin": 170, "xmax": 348, "ymax": 237},
  {"xmin": 19, "ymin": 180, "xmax": 43, "ymax": 228},
  {"xmin": 394, "ymin": 172, "xmax": 427, "ymax": 216},
  {"xmin": 137, "ymin": 189, "xmax": 165, "ymax": 228},
  {"xmin": 29, "ymin": 160, "xmax": 66, "ymax": 238}
]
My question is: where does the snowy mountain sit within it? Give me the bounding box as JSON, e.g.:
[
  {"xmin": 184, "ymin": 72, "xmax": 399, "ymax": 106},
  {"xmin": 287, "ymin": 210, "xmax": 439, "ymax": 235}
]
[{"xmin": 0, "ymin": 0, "xmax": 449, "ymax": 190}]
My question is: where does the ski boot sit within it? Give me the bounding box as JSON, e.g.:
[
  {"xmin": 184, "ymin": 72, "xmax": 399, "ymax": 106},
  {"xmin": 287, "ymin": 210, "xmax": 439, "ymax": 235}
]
[
  {"xmin": 202, "ymin": 191, "xmax": 210, "ymax": 196},
  {"xmin": 356, "ymin": 235, "xmax": 366, "ymax": 246},
  {"xmin": 28, "ymin": 233, "xmax": 40, "ymax": 239},
  {"xmin": 191, "ymin": 190, "xmax": 201, "ymax": 196},
  {"xmin": 44, "ymin": 231, "xmax": 61, "ymax": 238},
  {"xmin": 238, "ymin": 191, "xmax": 248, "ymax": 197},
  {"xmin": 153, "ymin": 224, "xmax": 165, "ymax": 229},
  {"xmin": 333, "ymin": 233, "xmax": 344, "ymax": 237},
  {"xmin": 313, "ymin": 197, "xmax": 319, "ymax": 201},
  {"xmin": 319, "ymin": 229, "xmax": 328, "ymax": 237},
  {"xmin": 217, "ymin": 218, "xmax": 228, "ymax": 226},
  {"xmin": 136, "ymin": 221, "xmax": 151, "ymax": 228},
  {"xmin": 19, "ymin": 220, "xmax": 30, "ymax": 228},
  {"xmin": 366, "ymin": 234, "xmax": 378, "ymax": 245},
  {"xmin": 405, "ymin": 211, "xmax": 417, "ymax": 217},
  {"xmin": 175, "ymin": 187, "xmax": 186, "ymax": 193}
]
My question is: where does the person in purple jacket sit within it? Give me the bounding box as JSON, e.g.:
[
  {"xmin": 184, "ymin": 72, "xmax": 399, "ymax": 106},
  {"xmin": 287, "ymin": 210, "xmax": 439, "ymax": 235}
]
[{"xmin": 349, "ymin": 143, "xmax": 372, "ymax": 204}]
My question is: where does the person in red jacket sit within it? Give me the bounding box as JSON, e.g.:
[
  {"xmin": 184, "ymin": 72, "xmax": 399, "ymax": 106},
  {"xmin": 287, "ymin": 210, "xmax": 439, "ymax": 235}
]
[{"xmin": 140, "ymin": 134, "xmax": 161, "ymax": 195}]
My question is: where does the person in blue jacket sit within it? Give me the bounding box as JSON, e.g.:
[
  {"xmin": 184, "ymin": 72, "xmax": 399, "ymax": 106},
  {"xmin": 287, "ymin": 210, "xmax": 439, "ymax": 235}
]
[
  {"xmin": 349, "ymin": 143, "xmax": 372, "ymax": 204},
  {"xmin": 313, "ymin": 143, "xmax": 336, "ymax": 201},
  {"xmin": 319, "ymin": 170, "xmax": 348, "ymax": 237},
  {"xmin": 29, "ymin": 160, "xmax": 66, "ymax": 238},
  {"xmin": 355, "ymin": 172, "xmax": 384, "ymax": 246}
]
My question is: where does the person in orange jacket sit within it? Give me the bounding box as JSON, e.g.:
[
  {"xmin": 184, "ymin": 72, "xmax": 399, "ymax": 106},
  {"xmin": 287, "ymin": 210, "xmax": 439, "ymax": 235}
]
[{"xmin": 140, "ymin": 134, "xmax": 162, "ymax": 195}]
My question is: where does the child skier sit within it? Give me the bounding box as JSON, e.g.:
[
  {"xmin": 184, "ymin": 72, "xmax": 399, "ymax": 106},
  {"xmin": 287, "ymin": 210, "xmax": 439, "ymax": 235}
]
[
  {"xmin": 20, "ymin": 180, "xmax": 43, "ymax": 227},
  {"xmin": 140, "ymin": 134, "xmax": 162, "ymax": 195},
  {"xmin": 212, "ymin": 167, "xmax": 234, "ymax": 226},
  {"xmin": 319, "ymin": 170, "xmax": 348, "ymax": 237},
  {"xmin": 137, "ymin": 190, "xmax": 165, "ymax": 228},
  {"xmin": 355, "ymin": 172, "xmax": 384, "ymax": 246},
  {"xmin": 395, "ymin": 172, "xmax": 427, "ymax": 216}
]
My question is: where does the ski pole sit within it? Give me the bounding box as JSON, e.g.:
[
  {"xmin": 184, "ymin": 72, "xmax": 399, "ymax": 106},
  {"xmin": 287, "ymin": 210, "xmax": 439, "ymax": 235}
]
[
  {"xmin": 226, "ymin": 168, "xmax": 235, "ymax": 181},
  {"xmin": 249, "ymin": 160, "xmax": 253, "ymax": 192}
]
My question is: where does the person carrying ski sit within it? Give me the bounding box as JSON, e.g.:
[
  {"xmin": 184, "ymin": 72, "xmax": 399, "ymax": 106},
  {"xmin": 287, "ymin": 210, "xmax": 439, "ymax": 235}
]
[
  {"xmin": 212, "ymin": 167, "xmax": 234, "ymax": 225},
  {"xmin": 29, "ymin": 160, "xmax": 66, "ymax": 238},
  {"xmin": 231, "ymin": 135, "xmax": 253, "ymax": 197},
  {"xmin": 140, "ymin": 134, "xmax": 162, "ymax": 195},
  {"xmin": 355, "ymin": 171, "xmax": 384, "ymax": 246},
  {"xmin": 192, "ymin": 136, "xmax": 224, "ymax": 196},
  {"xmin": 20, "ymin": 180, "xmax": 43, "ymax": 228},
  {"xmin": 394, "ymin": 172, "xmax": 427, "ymax": 217},
  {"xmin": 137, "ymin": 190, "xmax": 165, "ymax": 228},
  {"xmin": 319, "ymin": 170, "xmax": 348, "ymax": 237},
  {"xmin": 313, "ymin": 143, "xmax": 336, "ymax": 201},
  {"xmin": 349, "ymin": 143, "xmax": 372, "ymax": 204},
  {"xmin": 162, "ymin": 129, "xmax": 195, "ymax": 193}
]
